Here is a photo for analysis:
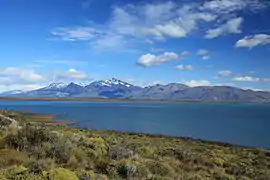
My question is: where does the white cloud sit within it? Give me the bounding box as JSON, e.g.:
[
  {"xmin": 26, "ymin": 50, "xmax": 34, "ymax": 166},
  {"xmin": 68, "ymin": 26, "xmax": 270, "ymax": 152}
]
[
  {"xmin": 50, "ymin": 1, "xmax": 269, "ymax": 51},
  {"xmin": 0, "ymin": 67, "xmax": 93, "ymax": 92},
  {"xmin": 235, "ymin": 34, "xmax": 270, "ymax": 48},
  {"xmin": 0, "ymin": 67, "xmax": 46, "ymax": 83},
  {"xmin": 205, "ymin": 17, "xmax": 243, "ymax": 39},
  {"xmin": 176, "ymin": 65, "xmax": 194, "ymax": 71},
  {"xmin": 232, "ymin": 76, "xmax": 260, "ymax": 82},
  {"xmin": 197, "ymin": 49, "xmax": 209, "ymax": 55},
  {"xmin": 51, "ymin": 2, "xmax": 217, "ymax": 48},
  {"xmin": 201, "ymin": 0, "xmax": 269, "ymax": 14},
  {"xmin": 0, "ymin": 67, "xmax": 48, "ymax": 92},
  {"xmin": 93, "ymin": 34, "xmax": 127, "ymax": 50},
  {"xmin": 184, "ymin": 80, "xmax": 211, "ymax": 87},
  {"xmin": 51, "ymin": 27, "xmax": 101, "ymax": 41},
  {"xmin": 218, "ymin": 70, "xmax": 233, "ymax": 77},
  {"xmin": 0, "ymin": 84, "xmax": 44, "ymax": 93},
  {"xmin": 137, "ymin": 52, "xmax": 179, "ymax": 67},
  {"xmin": 180, "ymin": 51, "xmax": 190, "ymax": 55},
  {"xmin": 54, "ymin": 68, "xmax": 88, "ymax": 81},
  {"xmin": 202, "ymin": 55, "xmax": 210, "ymax": 60},
  {"xmin": 242, "ymin": 87, "xmax": 263, "ymax": 91}
]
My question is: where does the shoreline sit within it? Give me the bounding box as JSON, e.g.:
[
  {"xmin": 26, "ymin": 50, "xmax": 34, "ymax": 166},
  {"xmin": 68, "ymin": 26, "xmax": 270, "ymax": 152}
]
[{"xmin": 0, "ymin": 97, "xmax": 266, "ymax": 105}]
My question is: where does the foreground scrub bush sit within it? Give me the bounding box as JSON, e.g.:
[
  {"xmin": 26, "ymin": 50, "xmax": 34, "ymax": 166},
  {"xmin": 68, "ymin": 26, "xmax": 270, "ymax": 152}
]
[
  {"xmin": 4, "ymin": 124, "xmax": 53, "ymax": 151},
  {"xmin": 116, "ymin": 159, "xmax": 148, "ymax": 179},
  {"xmin": 146, "ymin": 161, "xmax": 175, "ymax": 176},
  {"xmin": 46, "ymin": 168, "xmax": 78, "ymax": 180},
  {"xmin": 75, "ymin": 170, "xmax": 95, "ymax": 180},
  {"xmin": 25, "ymin": 158, "xmax": 56, "ymax": 173},
  {"xmin": 0, "ymin": 149, "xmax": 28, "ymax": 168},
  {"xmin": 88, "ymin": 137, "xmax": 108, "ymax": 157}
]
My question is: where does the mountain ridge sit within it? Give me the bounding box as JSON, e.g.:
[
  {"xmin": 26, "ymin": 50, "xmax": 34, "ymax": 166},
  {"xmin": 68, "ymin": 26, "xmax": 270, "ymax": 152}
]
[{"xmin": 2, "ymin": 78, "xmax": 270, "ymax": 103}]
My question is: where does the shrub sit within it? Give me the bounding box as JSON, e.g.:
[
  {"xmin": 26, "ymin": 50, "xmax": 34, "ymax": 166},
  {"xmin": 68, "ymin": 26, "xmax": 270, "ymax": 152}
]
[
  {"xmin": 0, "ymin": 175, "xmax": 6, "ymax": 180},
  {"xmin": 108, "ymin": 145, "xmax": 134, "ymax": 160},
  {"xmin": 4, "ymin": 125, "xmax": 53, "ymax": 151},
  {"xmin": 76, "ymin": 170, "xmax": 95, "ymax": 180},
  {"xmin": 211, "ymin": 157, "xmax": 225, "ymax": 167},
  {"xmin": 67, "ymin": 148, "xmax": 89, "ymax": 169},
  {"xmin": 150, "ymin": 175, "xmax": 171, "ymax": 180},
  {"xmin": 0, "ymin": 149, "xmax": 28, "ymax": 168},
  {"xmin": 213, "ymin": 171, "xmax": 236, "ymax": 180},
  {"xmin": 88, "ymin": 137, "xmax": 108, "ymax": 157},
  {"xmin": 94, "ymin": 159, "xmax": 111, "ymax": 174},
  {"xmin": 49, "ymin": 138, "xmax": 73, "ymax": 163},
  {"xmin": 116, "ymin": 159, "xmax": 148, "ymax": 179},
  {"xmin": 25, "ymin": 158, "xmax": 56, "ymax": 174},
  {"xmin": 46, "ymin": 168, "xmax": 78, "ymax": 180},
  {"xmin": 147, "ymin": 161, "xmax": 174, "ymax": 176},
  {"xmin": 4, "ymin": 165, "xmax": 28, "ymax": 179}
]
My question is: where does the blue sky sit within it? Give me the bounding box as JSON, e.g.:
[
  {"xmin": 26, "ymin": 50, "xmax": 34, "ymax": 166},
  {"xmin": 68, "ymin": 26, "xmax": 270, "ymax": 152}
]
[{"xmin": 0, "ymin": 0, "xmax": 270, "ymax": 92}]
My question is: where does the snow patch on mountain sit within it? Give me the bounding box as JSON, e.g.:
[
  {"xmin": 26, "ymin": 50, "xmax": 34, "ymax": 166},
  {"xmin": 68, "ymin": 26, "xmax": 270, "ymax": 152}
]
[{"xmin": 43, "ymin": 83, "xmax": 68, "ymax": 90}]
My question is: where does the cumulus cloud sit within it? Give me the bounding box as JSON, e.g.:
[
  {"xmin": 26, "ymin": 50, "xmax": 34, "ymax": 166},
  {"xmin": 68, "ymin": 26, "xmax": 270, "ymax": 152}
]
[
  {"xmin": 232, "ymin": 76, "xmax": 260, "ymax": 82},
  {"xmin": 180, "ymin": 51, "xmax": 190, "ymax": 55},
  {"xmin": 54, "ymin": 68, "xmax": 88, "ymax": 81},
  {"xmin": 197, "ymin": 49, "xmax": 209, "ymax": 55},
  {"xmin": 0, "ymin": 67, "xmax": 49, "ymax": 92},
  {"xmin": 0, "ymin": 84, "xmax": 44, "ymax": 93},
  {"xmin": 184, "ymin": 80, "xmax": 211, "ymax": 87},
  {"xmin": 50, "ymin": 1, "xmax": 269, "ymax": 51},
  {"xmin": 0, "ymin": 67, "xmax": 46, "ymax": 83},
  {"xmin": 202, "ymin": 55, "xmax": 210, "ymax": 60},
  {"xmin": 51, "ymin": 2, "xmax": 218, "ymax": 49},
  {"xmin": 218, "ymin": 70, "xmax": 233, "ymax": 77},
  {"xmin": 200, "ymin": 0, "xmax": 269, "ymax": 14},
  {"xmin": 235, "ymin": 34, "xmax": 270, "ymax": 48},
  {"xmin": 205, "ymin": 17, "xmax": 243, "ymax": 39},
  {"xmin": 137, "ymin": 52, "xmax": 179, "ymax": 67},
  {"xmin": 51, "ymin": 27, "xmax": 102, "ymax": 41},
  {"xmin": 176, "ymin": 65, "xmax": 194, "ymax": 71}
]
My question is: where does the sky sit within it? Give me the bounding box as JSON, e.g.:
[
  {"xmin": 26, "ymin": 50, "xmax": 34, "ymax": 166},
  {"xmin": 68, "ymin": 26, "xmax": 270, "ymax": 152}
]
[{"xmin": 0, "ymin": 0, "xmax": 270, "ymax": 92}]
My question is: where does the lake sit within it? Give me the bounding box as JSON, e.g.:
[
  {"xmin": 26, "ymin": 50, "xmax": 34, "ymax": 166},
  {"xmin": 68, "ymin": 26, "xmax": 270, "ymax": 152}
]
[{"xmin": 0, "ymin": 100, "xmax": 269, "ymax": 149}]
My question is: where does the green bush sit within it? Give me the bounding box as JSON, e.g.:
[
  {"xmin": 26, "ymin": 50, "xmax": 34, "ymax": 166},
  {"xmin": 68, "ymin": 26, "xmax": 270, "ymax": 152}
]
[
  {"xmin": 46, "ymin": 168, "xmax": 78, "ymax": 180},
  {"xmin": 88, "ymin": 137, "xmax": 108, "ymax": 157},
  {"xmin": 116, "ymin": 159, "xmax": 148, "ymax": 179},
  {"xmin": 67, "ymin": 148, "xmax": 89, "ymax": 169},
  {"xmin": 4, "ymin": 125, "xmax": 53, "ymax": 151},
  {"xmin": 25, "ymin": 158, "xmax": 56, "ymax": 173},
  {"xmin": 147, "ymin": 161, "xmax": 174, "ymax": 176},
  {"xmin": 76, "ymin": 170, "xmax": 95, "ymax": 180},
  {"xmin": 6, "ymin": 165, "xmax": 28, "ymax": 176},
  {"xmin": 0, "ymin": 149, "xmax": 28, "ymax": 167},
  {"xmin": 0, "ymin": 174, "xmax": 6, "ymax": 180}
]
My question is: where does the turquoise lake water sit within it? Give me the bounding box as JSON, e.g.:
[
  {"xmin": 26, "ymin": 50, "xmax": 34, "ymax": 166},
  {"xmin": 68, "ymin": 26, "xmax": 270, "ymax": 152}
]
[{"xmin": 0, "ymin": 100, "xmax": 269, "ymax": 148}]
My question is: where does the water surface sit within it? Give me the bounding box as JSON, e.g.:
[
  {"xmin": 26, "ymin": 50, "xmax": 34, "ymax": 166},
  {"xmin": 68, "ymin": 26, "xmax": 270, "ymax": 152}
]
[{"xmin": 0, "ymin": 100, "xmax": 269, "ymax": 148}]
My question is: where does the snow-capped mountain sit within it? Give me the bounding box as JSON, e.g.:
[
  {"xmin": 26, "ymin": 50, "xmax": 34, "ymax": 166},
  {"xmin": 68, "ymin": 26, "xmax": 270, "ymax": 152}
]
[
  {"xmin": 42, "ymin": 83, "xmax": 68, "ymax": 90},
  {"xmin": 90, "ymin": 78, "xmax": 133, "ymax": 88},
  {"xmin": 6, "ymin": 78, "xmax": 270, "ymax": 102}
]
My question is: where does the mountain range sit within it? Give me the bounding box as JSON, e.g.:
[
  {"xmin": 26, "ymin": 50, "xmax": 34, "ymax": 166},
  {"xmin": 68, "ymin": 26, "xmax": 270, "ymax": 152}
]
[{"xmin": 1, "ymin": 78, "xmax": 270, "ymax": 103}]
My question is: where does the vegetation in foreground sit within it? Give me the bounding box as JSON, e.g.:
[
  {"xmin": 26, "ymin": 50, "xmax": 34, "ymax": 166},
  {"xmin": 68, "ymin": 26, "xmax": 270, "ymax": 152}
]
[{"xmin": 0, "ymin": 110, "xmax": 270, "ymax": 180}]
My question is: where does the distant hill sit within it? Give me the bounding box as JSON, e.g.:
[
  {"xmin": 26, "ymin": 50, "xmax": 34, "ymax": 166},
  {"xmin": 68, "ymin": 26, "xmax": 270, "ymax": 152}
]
[{"xmin": 6, "ymin": 78, "xmax": 270, "ymax": 103}]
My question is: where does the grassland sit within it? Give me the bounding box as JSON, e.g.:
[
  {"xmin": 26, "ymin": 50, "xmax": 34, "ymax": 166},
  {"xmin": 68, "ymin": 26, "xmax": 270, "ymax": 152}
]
[{"xmin": 0, "ymin": 110, "xmax": 270, "ymax": 180}]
